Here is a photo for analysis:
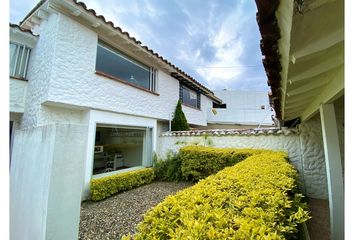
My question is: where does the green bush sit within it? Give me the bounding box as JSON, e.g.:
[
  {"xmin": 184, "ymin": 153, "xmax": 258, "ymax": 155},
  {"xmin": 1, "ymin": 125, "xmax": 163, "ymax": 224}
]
[
  {"xmin": 153, "ymin": 151, "xmax": 183, "ymax": 182},
  {"xmin": 127, "ymin": 151, "xmax": 310, "ymax": 240},
  {"xmin": 171, "ymin": 99, "xmax": 190, "ymax": 131},
  {"xmin": 90, "ymin": 168, "xmax": 155, "ymax": 201},
  {"xmin": 180, "ymin": 146, "xmax": 272, "ymax": 181}
]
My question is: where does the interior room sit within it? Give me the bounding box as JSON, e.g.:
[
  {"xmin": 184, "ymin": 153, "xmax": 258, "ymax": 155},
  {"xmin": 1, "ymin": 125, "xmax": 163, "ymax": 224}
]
[{"xmin": 93, "ymin": 124, "xmax": 145, "ymax": 175}]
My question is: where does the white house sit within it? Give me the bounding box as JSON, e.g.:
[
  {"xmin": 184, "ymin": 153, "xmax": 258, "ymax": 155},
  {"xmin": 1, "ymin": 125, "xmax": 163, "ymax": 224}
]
[
  {"xmin": 206, "ymin": 89, "xmax": 275, "ymax": 129},
  {"xmin": 9, "ymin": 0, "xmax": 222, "ymax": 239}
]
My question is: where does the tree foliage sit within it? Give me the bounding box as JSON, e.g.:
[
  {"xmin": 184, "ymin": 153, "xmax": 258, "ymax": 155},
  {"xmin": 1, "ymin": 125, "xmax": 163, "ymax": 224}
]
[{"xmin": 171, "ymin": 100, "xmax": 189, "ymax": 131}]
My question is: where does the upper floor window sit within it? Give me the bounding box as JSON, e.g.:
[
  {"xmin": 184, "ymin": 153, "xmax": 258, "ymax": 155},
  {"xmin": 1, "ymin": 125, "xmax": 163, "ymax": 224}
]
[
  {"xmin": 96, "ymin": 40, "xmax": 157, "ymax": 92},
  {"xmin": 179, "ymin": 84, "xmax": 200, "ymax": 109},
  {"xmin": 10, "ymin": 42, "xmax": 31, "ymax": 79}
]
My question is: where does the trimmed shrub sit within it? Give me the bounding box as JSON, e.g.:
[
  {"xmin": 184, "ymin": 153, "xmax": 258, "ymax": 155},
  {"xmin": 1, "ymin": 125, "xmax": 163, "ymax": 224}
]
[
  {"xmin": 171, "ymin": 100, "xmax": 190, "ymax": 131},
  {"xmin": 153, "ymin": 151, "xmax": 183, "ymax": 182},
  {"xmin": 128, "ymin": 151, "xmax": 310, "ymax": 239},
  {"xmin": 180, "ymin": 145, "xmax": 272, "ymax": 181},
  {"xmin": 90, "ymin": 168, "xmax": 155, "ymax": 201}
]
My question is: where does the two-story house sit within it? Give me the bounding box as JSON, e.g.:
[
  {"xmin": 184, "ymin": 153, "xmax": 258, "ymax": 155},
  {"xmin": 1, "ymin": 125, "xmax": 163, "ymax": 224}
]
[{"xmin": 10, "ymin": 1, "xmax": 222, "ymax": 239}]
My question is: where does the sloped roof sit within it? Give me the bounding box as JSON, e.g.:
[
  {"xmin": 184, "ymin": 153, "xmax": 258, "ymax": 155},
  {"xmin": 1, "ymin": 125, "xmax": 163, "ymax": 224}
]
[
  {"xmin": 254, "ymin": 0, "xmax": 282, "ymax": 119},
  {"xmin": 255, "ymin": 0, "xmax": 344, "ymax": 122},
  {"xmin": 19, "ymin": 0, "xmax": 222, "ymax": 103}
]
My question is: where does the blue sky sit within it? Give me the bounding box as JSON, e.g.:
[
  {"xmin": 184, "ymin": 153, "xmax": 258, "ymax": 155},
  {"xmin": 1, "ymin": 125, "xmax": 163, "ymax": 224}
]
[{"xmin": 10, "ymin": 0, "xmax": 268, "ymax": 92}]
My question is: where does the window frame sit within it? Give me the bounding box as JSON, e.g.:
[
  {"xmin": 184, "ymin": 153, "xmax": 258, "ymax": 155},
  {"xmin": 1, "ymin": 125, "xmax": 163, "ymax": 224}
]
[
  {"xmin": 95, "ymin": 40, "xmax": 158, "ymax": 93},
  {"xmin": 9, "ymin": 42, "xmax": 31, "ymax": 80},
  {"xmin": 179, "ymin": 83, "xmax": 201, "ymax": 110}
]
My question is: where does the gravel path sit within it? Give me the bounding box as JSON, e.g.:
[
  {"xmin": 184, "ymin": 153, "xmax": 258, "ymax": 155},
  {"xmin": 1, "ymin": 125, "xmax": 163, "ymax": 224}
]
[{"xmin": 79, "ymin": 181, "xmax": 193, "ymax": 240}]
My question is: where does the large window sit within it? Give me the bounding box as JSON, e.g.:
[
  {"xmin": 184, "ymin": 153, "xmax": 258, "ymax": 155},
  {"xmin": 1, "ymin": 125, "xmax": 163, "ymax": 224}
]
[
  {"xmin": 96, "ymin": 41, "xmax": 157, "ymax": 92},
  {"xmin": 93, "ymin": 125, "xmax": 152, "ymax": 176},
  {"xmin": 179, "ymin": 84, "xmax": 200, "ymax": 109},
  {"xmin": 10, "ymin": 42, "xmax": 31, "ymax": 79}
]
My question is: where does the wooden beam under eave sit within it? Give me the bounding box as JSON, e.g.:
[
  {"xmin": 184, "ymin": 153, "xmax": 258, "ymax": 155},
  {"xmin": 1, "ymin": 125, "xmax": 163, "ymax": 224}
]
[
  {"xmin": 288, "ymin": 42, "xmax": 344, "ymax": 83},
  {"xmin": 292, "ymin": 29, "xmax": 344, "ymax": 61},
  {"xmin": 301, "ymin": 65, "xmax": 344, "ymax": 122},
  {"xmin": 287, "ymin": 73, "xmax": 332, "ymax": 97},
  {"xmin": 284, "ymin": 99, "xmax": 311, "ymax": 110}
]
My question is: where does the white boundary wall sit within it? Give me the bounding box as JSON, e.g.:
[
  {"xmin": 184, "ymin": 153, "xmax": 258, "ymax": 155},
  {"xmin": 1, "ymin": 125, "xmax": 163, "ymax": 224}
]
[{"xmin": 158, "ymin": 114, "xmax": 328, "ymax": 199}]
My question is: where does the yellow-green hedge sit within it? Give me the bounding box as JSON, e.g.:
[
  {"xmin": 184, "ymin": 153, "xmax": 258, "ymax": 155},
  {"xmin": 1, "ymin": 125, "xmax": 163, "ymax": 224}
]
[
  {"xmin": 127, "ymin": 151, "xmax": 310, "ymax": 239},
  {"xmin": 180, "ymin": 146, "xmax": 273, "ymax": 181},
  {"xmin": 90, "ymin": 168, "xmax": 155, "ymax": 201}
]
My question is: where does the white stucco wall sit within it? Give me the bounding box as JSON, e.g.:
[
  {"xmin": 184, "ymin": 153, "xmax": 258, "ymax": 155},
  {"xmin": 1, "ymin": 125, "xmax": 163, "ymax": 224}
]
[
  {"xmin": 10, "ymin": 123, "xmax": 88, "ymax": 240},
  {"xmin": 182, "ymin": 95, "xmax": 213, "ymax": 126},
  {"xmin": 21, "ymin": 13, "xmax": 59, "ymax": 129},
  {"xmin": 10, "ymin": 78, "xmax": 27, "ymax": 113},
  {"xmin": 21, "ymin": 12, "xmax": 211, "ymax": 128},
  {"xmin": 158, "ymin": 126, "xmax": 328, "ymax": 199},
  {"xmin": 208, "ymin": 90, "xmax": 274, "ymax": 125}
]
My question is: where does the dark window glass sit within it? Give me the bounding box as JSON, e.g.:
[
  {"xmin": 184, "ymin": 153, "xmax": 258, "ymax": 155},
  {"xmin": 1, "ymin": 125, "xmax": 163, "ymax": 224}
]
[
  {"xmin": 213, "ymin": 102, "xmax": 227, "ymax": 108},
  {"xmin": 181, "ymin": 85, "xmax": 199, "ymax": 108},
  {"xmin": 96, "ymin": 41, "xmax": 155, "ymax": 91}
]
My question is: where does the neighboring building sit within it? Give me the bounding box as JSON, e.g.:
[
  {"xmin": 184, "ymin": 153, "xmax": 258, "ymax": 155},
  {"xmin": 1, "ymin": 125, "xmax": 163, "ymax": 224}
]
[
  {"xmin": 9, "ymin": 1, "xmax": 221, "ymax": 239},
  {"xmin": 255, "ymin": 0, "xmax": 344, "ymax": 239},
  {"xmin": 206, "ymin": 89, "xmax": 275, "ymax": 129}
]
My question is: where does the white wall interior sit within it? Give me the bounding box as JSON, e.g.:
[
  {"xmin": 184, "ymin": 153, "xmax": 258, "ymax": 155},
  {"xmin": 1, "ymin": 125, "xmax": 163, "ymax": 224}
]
[{"xmin": 10, "ymin": 123, "xmax": 88, "ymax": 240}]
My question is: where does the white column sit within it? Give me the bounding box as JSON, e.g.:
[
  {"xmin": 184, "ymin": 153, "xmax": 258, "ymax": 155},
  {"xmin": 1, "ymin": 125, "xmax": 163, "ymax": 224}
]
[{"xmin": 320, "ymin": 103, "xmax": 344, "ymax": 240}]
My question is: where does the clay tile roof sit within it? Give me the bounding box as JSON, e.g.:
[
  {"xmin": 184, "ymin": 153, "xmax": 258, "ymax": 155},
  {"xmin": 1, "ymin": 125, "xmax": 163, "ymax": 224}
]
[
  {"xmin": 160, "ymin": 128, "xmax": 298, "ymax": 137},
  {"xmin": 254, "ymin": 0, "xmax": 282, "ymax": 119},
  {"xmin": 19, "ymin": 0, "xmax": 222, "ymax": 103}
]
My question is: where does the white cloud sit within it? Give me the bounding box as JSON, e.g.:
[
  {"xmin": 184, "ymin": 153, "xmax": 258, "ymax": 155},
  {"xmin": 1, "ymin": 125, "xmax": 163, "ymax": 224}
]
[
  {"xmin": 81, "ymin": 0, "xmax": 165, "ymax": 44},
  {"xmin": 175, "ymin": 1, "xmax": 251, "ymax": 90}
]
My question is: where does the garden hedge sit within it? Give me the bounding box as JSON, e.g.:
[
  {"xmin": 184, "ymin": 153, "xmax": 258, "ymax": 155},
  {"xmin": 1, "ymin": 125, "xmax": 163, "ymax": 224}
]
[
  {"xmin": 180, "ymin": 145, "xmax": 273, "ymax": 181},
  {"xmin": 90, "ymin": 168, "xmax": 155, "ymax": 201},
  {"xmin": 125, "ymin": 151, "xmax": 310, "ymax": 239}
]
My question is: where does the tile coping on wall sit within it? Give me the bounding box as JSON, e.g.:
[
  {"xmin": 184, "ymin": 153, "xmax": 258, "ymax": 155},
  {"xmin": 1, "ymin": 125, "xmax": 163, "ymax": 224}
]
[{"xmin": 160, "ymin": 128, "xmax": 299, "ymax": 137}]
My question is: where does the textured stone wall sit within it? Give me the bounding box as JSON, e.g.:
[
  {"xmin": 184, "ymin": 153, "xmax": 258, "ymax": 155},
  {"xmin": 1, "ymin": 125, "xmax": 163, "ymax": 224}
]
[
  {"xmin": 21, "ymin": 13, "xmax": 59, "ymax": 129},
  {"xmin": 10, "ymin": 78, "xmax": 27, "ymax": 113},
  {"xmin": 299, "ymin": 114, "xmax": 328, "ymax": 199},
  {"xmin": 158, "ymin": 126, "xmax": 328, "ymax": 199}
]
